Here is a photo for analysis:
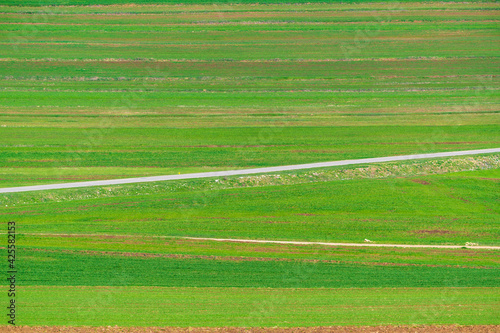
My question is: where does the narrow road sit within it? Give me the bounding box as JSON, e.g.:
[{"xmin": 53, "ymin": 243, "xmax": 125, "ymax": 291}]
[
  {"xmin": 4, "ymin": 233, "xmax": 499, "ymax": 249},
  {"xmin": 1, "ymin": 148, "xmax": 499, "ymax": 193}
]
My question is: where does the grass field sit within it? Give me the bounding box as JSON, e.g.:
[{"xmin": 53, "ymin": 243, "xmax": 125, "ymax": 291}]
[
  {"xmin": 1, "ymin": 126, "xmax": 499, "ymax": 187},
  {"xmin": 1, "ymin": 1, "xmax": 498, "ymax": 188},
  {"xmin": 3, "ymin": 166, "xmax": 500, "ymax": 244},
  {"xmin": 0, "ymin": 0, "xmax": 499, "ymax": 329},
  {"xmin": 16, "ymin": 287, "xmax": 500, "ymax": 326}
]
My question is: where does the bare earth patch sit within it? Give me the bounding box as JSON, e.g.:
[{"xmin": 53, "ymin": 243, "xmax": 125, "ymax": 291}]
[
  {"xmin": 410, "ymin": 179, "xmax": 431, "ymax": 185},
  {"xmin": 413, "ymin": 229, "xmax": 458, "ymax": 235},
  {"xmin": 480, "ymin": 178, "xmax": 500, "ymax": 182},
  {"xmin": 1, "ymin": 326, "xmax": 499, "ymax": 333}
]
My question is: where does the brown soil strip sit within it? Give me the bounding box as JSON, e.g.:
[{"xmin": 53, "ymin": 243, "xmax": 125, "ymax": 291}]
[
  {"xmin": 480, "ymin": 178, "xmax": 500, "ymax": 182},
  {"xmin": 413, "ymin": 229, "xmax": 457, "ymax": 235},
  {"xmin": 1, "ymin": 325, "xmax": 499, "ymax": 333},
  {"xmin": 4, "ymin": 18, "xmax": 498, "ymax": 26},
  {"xmin": 0, "ymin": 56, "xmax": 488, "ymax": 63},
  {"xmin": 410, "ymin": 179, "xmax": 431, "ymax": 185},
  {"xmin": 60, "ymin": 201, "xmax": 140, "ymax": 212},
  {"xmin": 296, "ymin": 213, "xmax": 321, "ymax": 216},
  {"xmin": 3, "ymin": 9, "xmax": 497, "ymax": 19},
  {"xmin": 0, "ymin": 210, "xmax": 36, "ymax": 215}
]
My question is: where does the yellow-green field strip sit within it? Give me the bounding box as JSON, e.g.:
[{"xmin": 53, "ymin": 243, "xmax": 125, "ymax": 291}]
[{"xmin": 1, "ymin": 147, "xmax": 499, "ymax": 193}]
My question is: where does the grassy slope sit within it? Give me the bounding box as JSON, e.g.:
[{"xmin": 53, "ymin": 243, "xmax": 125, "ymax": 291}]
[
  {"xmin": 1, "ymin": 2, "xmax": 498, "ymax": 187},
  {"xmin": 4, "ymin": 167, "xmax": 500, "ymax": 245},
  {"xmin": 4, "ymin": 161, "xmax": 499, "ymax": 326}
]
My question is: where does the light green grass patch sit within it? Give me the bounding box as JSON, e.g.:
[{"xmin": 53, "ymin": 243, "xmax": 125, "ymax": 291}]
[{"xmin": 13, "ymin": 286, "xmax": 500, "ymax": 326}]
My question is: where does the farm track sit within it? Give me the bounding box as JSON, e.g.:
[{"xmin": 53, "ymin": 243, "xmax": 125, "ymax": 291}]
[
  {"xmin": 182, "ymin": 236, "xmax": 500, "ymax": 250},
  {"xmin": 1, "ymin": 148, "xmax": 499, "ymax": 193},
  {"xmin": 7, "ymin": 233, "xmax": 500, "ymax": 250}
]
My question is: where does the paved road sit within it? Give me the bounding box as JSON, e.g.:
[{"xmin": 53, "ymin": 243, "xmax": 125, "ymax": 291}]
[
  {"xmin": 4, "ymin": 233, "xmax": 499, "ymax": 249},
  {"xmin": 1, "ymin": 148, "xmax": 499, "ymax": 193}
]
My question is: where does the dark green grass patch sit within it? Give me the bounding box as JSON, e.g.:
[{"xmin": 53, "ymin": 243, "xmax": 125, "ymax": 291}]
[{"xmin": 12, "ymin": 247, "xmax": 500, "ymax": 288}]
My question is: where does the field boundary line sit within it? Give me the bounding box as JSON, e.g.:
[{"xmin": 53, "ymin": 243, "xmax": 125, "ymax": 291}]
[
  {"xmin": 1, "ymin": 148, "xmax": 499, "ymax": 193},
  {"xmin": 4, "ymin": 233, "xmax": 499, "ymax": 250}
]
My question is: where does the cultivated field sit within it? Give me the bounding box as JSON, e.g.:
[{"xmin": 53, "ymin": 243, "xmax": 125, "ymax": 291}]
[{"xmin": 0, "ymin": 0, "xmax": 499, "ymax": 330}]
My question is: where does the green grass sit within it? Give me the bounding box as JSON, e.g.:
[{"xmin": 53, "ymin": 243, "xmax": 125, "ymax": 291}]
[
  {"xmin": 3, "ymin": 167, "xmax": 499, "ymax": 245},
  {"xmin": 2, "ymin": 90, "xmax": 497, "ymax": 110},
  {"xmin": 13, "ymin": 286, "xmax": 500, "ymax": 326},
  {"xmin": 5, "ymin": 37, "xmax": 499, "ymax": 61},
  {"xmin": 0, "ymin": 166, "xmax": 244, "ymax": 187},
  {"xmin": 1, "ymin": 126, "xmax": 499, "ymax": 187},
  {"xmin": 1, "ymin": 2, "xmax": 498, "ymax": 187},
  {"xmin": 19, "ymin": 234, "xmax": 500, "ymax": 267},
  {"xmin": 1, "ymin": 2, "xmax": 498, "ymax": 188},
  {"xmin": 13, "ymin": 248, "xmax": 500, "ymax": 288}
]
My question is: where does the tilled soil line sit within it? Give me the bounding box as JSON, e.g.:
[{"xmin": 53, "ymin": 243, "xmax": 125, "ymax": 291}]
[{"xmin": 0, "ymin": 326, "xmax": 499, "ymax": 333}]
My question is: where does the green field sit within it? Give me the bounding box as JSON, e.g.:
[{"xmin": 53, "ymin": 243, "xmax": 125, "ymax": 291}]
[
  {"xmin": 1, "ymin": 126, "xmax": 499, "ymax": 187},
  {"xmin": 3, "ymin": 161, "xmax": 500, "ymax": 325},
  {"xmin": 0, "ymin": 0, "xmax": 499, "ymax": 328},
  {"xmin": 3, "ymin": 166, "xmax": 500, "ymax": 244},
  {"xmin": 16, "ymin": 287, "xmax": 500, "ymax": 326},
  {"xmin": 1, "ymin": 1, "xmax": 499, "ymax": 188}
]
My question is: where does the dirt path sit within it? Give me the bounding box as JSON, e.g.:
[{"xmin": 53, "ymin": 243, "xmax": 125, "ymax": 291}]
[
  {"xmin": 182, "ymin": 237, "xmax": 500, "ymax": 250},
  {"xmin": 1, "ymin": 148, "xmax": 499, "ymax": 193},
  {"xmin": 7, "ymin": 233, "xmax": 500, "ymax": 250}
]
